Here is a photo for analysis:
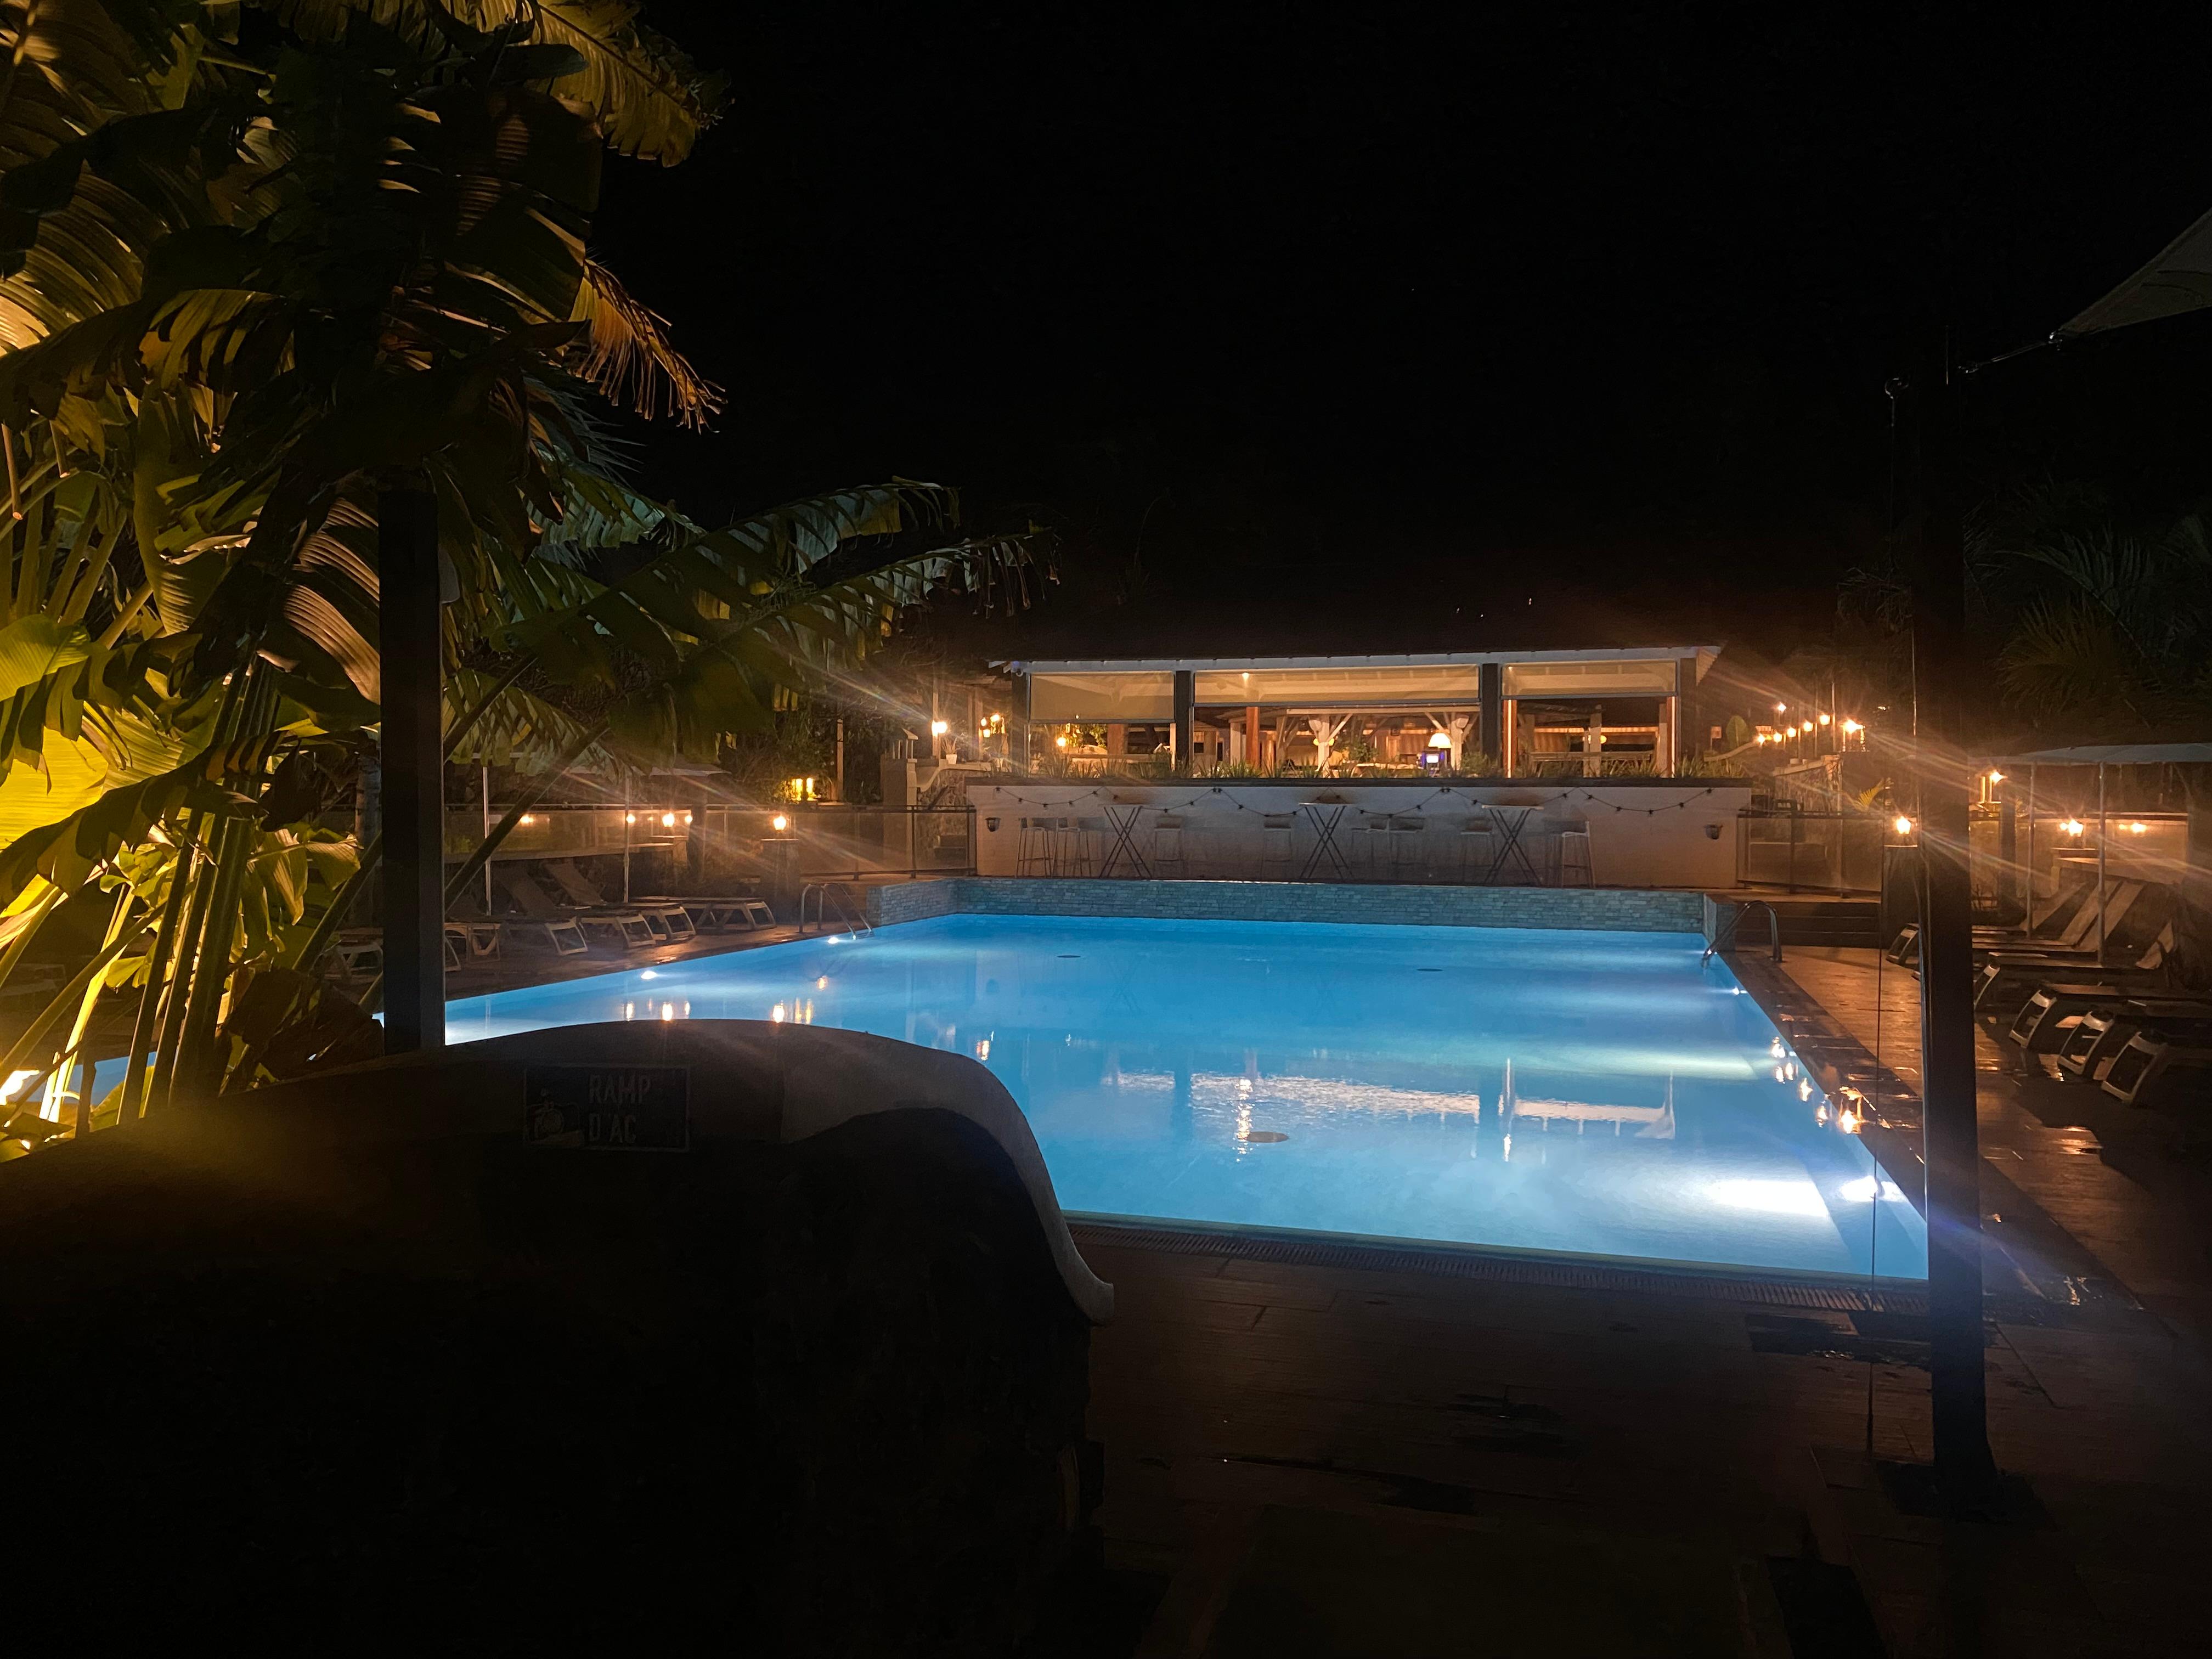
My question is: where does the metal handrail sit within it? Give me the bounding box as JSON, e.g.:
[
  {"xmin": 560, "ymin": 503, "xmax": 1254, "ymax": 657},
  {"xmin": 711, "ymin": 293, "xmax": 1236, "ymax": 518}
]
[
  {"xmin": 798, "ymin": 881, "xmax": 873, "ymax": 936},
  {"xmin": 1704, "ymin": 899, "xmax": 1781, "ymax": 964}
]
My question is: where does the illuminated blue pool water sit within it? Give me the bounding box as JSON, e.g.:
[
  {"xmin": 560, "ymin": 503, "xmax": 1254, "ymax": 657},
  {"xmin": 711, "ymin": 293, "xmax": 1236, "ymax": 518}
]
[{"xmin": 448, "ymin": 915, "xmax": 1926, "ymax": 1280}]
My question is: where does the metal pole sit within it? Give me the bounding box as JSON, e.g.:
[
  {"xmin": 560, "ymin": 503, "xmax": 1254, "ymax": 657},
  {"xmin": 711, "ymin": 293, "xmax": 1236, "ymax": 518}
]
[
  {"xmin": 2096, "ymin": 762, "xmax": 2107, "ymax": 967},
  {"xmin": 2025, "ymin": 764, "xmax": 2036, "ymax": 927},
  {"xmin": 1908, "ymin": 342, "xmax": 1995, "ymax": 1501},
  {"xmin": 622, "ymin": 779, "xmax": 632, "ymax": 903},
  {"xmin": 378, "ymin": 484, "xmax": 444, "ymax": 1054}
]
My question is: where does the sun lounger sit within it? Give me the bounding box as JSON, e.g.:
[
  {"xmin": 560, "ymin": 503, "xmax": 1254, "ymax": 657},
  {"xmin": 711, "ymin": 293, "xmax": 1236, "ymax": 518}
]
[
  {"xmin": 1889, "ymin": 872, "xmax": 2112, "ymax": 966},
  {"xmin": 498, "ymin": 868, "xmax": 651, "ymax": 952},
  {"xmin": 334, "ymin": 928, "xmax": 384, "ymax": 983},
  {"xmin": 2100, "ymin": 1025, "xmax": 2212, "ymax": 1108},
  {"xmin": 444, "ymin": 919, "xmax": 503, "ymax": 964},
  {"xmin": 2057, "ymin": 999, "xmax": 2212, "ymax": 1082},
  {"xmin": 545, "ymin": 860, "xmax": 697, "ymax": 943},
  {"xmin": 2007, "ymin": 979, "xmax": 2207, "ymax": 1054},
  {"xmin": 1974, "ymin": 916, "xmax": 2168, "ymax": 1011},
  {"xmin": 634, "ymin": 894, "xmax": 775, "ymax": 932}
]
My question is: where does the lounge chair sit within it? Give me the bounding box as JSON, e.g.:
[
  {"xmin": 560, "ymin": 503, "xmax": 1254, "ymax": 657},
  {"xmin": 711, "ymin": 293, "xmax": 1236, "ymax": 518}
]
[
  {"xmin": 444, "ymin": 919, "xmax": 503, "ymax": 964},
  {"xmin": 1888, "ymin": 871, "xmax": 2106, "ymax": 965},
  {"xmin": 2007, "ymin": 978, "xmax": 2205, "ymax": 1054},
  {"xmin": 2057, "ymin": 998, "xmax": 2212, "ymax": 1082},
  {"xmin": 497, "ymin": 868, "xmax": 649, "ymax": 952},
  {"xmin": 334, "ymin": 928, "xmax": 384, "ymax": 983},
  {"xmin": 633, "ymin": 894, "xmax": 775, "ymax": 932},
  {"xmin": 1973, "ymin": 912, "xmax": 2167, "ymax": 1012},
  {"xmin": 2100, "ymin": 1023, "xmax": 2212, "ymax": 1108},
  {"xmin": 544, "ymin": 860, "xmax": 697, "ymax": 944}
]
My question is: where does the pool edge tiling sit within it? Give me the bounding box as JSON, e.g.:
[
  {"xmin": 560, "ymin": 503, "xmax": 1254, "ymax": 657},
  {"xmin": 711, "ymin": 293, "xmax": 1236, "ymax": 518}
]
[
  {"xmin": 866, "ymin": 877, "xmax": 1707, "ymax": 933},
  {"xmin": 447, "ymin": 912, "xmax": 1928, "ymax": 1285}
]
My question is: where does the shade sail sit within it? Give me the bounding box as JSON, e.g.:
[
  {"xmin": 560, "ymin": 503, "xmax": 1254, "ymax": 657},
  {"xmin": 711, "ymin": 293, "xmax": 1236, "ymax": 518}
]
[{"xmin": 2057, "ymin": 206, "xmax": 2212, "ymax": 338}]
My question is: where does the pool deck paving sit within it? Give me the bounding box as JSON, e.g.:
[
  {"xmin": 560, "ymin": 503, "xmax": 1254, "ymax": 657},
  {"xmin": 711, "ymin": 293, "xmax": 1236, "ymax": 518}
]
[
  {"xmin": 1074, "ymin": 946, "xmax": 2211, "ymax": 1657},
  {"xmin": 413, "ymin": 904, "xmax": 2207, "ymax": 1652}
]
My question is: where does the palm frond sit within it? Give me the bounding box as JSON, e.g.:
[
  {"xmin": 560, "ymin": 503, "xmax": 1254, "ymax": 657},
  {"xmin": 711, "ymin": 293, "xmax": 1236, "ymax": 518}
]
[{"xmin": 568, "ymin": 259, "xmax": 720, "ymax": 427}]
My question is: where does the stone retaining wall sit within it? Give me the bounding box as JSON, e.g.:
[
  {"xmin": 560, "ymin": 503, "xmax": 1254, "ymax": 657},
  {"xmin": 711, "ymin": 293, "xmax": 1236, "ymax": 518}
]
[{"xmin": 867, "ymin": 877, "xmax": 1704, "ymax": 932}]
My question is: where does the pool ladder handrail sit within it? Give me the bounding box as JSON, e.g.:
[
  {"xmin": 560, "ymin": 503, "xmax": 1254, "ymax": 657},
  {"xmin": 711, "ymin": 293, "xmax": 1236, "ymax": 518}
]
[
  {"xmin": 1704, "ymin": 899, "xmax": 1781, "ymax": 964},
  {"xmin": 798, "ymin": 881, "xmax": 873, "ymax": 936}
]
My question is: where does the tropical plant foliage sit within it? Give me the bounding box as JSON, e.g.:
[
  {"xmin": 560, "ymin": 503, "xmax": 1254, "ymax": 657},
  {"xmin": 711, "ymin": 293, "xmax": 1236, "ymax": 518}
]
[{"xmin": 0, "ymin": 2, "xmax": 1042, "ymax": 1153}]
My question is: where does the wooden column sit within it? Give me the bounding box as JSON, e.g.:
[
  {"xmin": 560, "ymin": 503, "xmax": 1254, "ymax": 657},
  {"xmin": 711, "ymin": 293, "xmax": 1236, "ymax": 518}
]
[
  {"xmin": 1172, "ymin": 671, "xmax": 1194, "ymax": 774},
  {"xmin": 378, "ymin": 484, "xmax": 444, "ymax": 1054},
  {"xmin": 1244, "ymin": 704, "xmax": 1260, "ymax": 768},
  {"xmin": 1478, "ymin": 663, "xmax": 1504, "ymax": 766}
]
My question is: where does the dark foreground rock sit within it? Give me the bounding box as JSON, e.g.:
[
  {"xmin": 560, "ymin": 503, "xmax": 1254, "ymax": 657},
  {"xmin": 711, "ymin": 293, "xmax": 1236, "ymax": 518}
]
[{"xmin": 1, "ymin": 1023, "xmax": 1107, "ymax": 1653}]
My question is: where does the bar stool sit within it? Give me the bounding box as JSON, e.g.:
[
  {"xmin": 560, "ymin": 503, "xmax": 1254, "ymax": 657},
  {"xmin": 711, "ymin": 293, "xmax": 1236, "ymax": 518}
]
[
  {"xmin": 1386, "ymin": 814, "xmax": 1427, "ymax": 880},
  {"xmin": 1556, "ymin": 821, "xmax": 1594, "ymax": 887},
  {"xmin": 1016, "ymin": 816, "xmax": 1056, "ymax": 876},
  {"xmin": 1455, "ymin": 814, "xmax": 1495, "ymax": 884},
  {"xmin": 1149, "ymin": 814, "xmax": 1186, "ymax": 878},
  {"xmin": 1349, "ymin": 812, "xmax": 1396, "ymax": 880},
  {"xmin": 1070, "ymin": 815, "xmax": 1110, "ymax": 876},
  {"xmin": 1259, "ymin": 812, "xmax": 1297, "ymax": 880}
]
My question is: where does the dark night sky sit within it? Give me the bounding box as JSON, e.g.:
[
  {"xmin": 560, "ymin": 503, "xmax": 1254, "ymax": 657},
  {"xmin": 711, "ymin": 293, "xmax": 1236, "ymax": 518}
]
[{"xmin": 595, "ymin": 5, "xmax": 2212, "ymax": 660}]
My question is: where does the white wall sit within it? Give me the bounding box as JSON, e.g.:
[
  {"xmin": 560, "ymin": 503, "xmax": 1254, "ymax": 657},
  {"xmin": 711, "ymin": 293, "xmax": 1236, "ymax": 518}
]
[{"xmin": 968, "ymin": 782, "xmax": 1747, "ymax": 889}]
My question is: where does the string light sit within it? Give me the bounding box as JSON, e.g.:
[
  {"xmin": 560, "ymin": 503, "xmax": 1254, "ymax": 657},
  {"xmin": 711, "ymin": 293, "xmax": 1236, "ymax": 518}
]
[
  {"xmin": 1892, "ymin": 815, "xmax": 1913, "ymax": 836},
  {"xmin": 2061, "ymin": 819, "xmax": 2085, "ymax": 836}
]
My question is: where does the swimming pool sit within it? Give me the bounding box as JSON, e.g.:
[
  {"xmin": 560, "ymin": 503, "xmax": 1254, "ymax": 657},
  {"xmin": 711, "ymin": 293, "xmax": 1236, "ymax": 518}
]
[{"xmin": 447, "ymin": 915, "xmax": 1926, "ymax": 1280}]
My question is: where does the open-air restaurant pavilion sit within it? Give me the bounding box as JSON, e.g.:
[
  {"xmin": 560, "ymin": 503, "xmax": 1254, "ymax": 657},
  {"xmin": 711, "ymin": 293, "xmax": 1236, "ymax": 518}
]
[
  {"xmin": 1007, "ymin": 645, "xmax": 1724, "ymax": 777},
  {"xmin": 972, "ymin": 645, "xmax": 1744, "ymax": 889}
]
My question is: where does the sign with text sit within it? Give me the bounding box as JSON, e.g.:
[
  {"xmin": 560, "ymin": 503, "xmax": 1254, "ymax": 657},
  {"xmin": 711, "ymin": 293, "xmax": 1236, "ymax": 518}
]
[{"xmin": 524, "ymin": 1065, "xmax": 690, "ymax": 1152}]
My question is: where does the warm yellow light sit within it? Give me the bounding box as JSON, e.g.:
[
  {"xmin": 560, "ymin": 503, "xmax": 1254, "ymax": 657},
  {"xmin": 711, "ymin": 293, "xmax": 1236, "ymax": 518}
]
[
  {"xmin": 661, "ymin": 812, "xmax": 676, "ymax": 828},
  {"xmin": 1801, "ymin": 721, "xmax": 1813, "ymax": 733},
  {"xmin": 518, "ymin": 813, "xmax": 535, "ymax": 826},
  {"xmin": 659, "ymin": 1004, "xmax": 675, "ymax": 1022},
  {"xmin": 1775, "ymin": 702, "xmax": 1787, "ymax": 713},
  {"xmin": 1427, "ymin": 730, "xmax": 1453, "ymax": 749},
  {"xmin": 625, "ymin": 812, "xmax": 637, "ymax": 824},
  {"xmin": 2126, "ymin": 821, "xmax": 2148, "ymax": 834},
  {"xmin": 1055, "ymin": 733, "xmax": 1069, "ymax": 748},
  {"xmin": 930, "ymin": 719, "xmax": 949, "ymax": 736},
  {"xmin": 2061, "ymin": 819, "xmax": 2085, "ymax": 836},
  {"xmin": 1987, "ymin": 769, "xmax": 2004, "ymax": 783},
  {"xmin": 770, "ymin": 1003, "xmax": 786, "ymax": 1023},
  {"xmin": 1837, "ymin": 1107, "xmax": 1863, "ymax": 1135},
  {"xmin": 1755, "ymin": 732, "xmax": 1768, "ymax": 744},
  {"xmin": 682, "ymin": 811, "xmax": 693, "ymax": 824},
  {"xmin": 1893, "ymin": 815, "xmax": 1914, "ymax": 836},
  {"xmin": 973, "ymin": 1038, "xmax": 991, "ymax": 1061},
  {"xmin": 1818, "ymin": 713, "xmax": 1831, "ymax": 726},
  {"xmin": 816, "ymin": 976, "xmax": 829, "ymax": 990},
  {"xmin": 771, "ymin": 814, "xmax": 789, "ymax": 832},
  {"xmin": 1841, "ymin": 718, "xmax": 1863, "ymax": 734}
]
